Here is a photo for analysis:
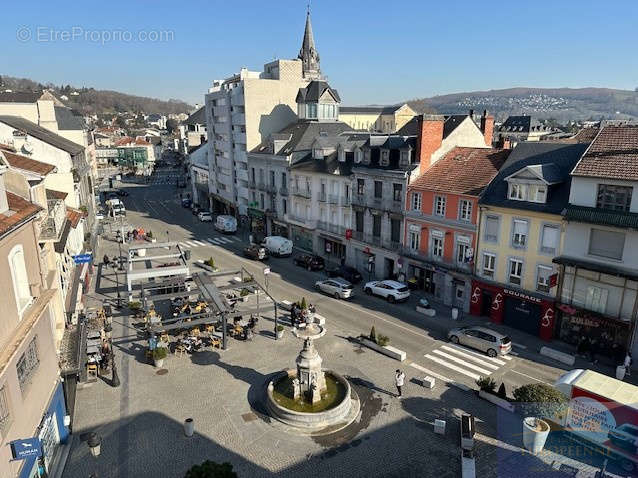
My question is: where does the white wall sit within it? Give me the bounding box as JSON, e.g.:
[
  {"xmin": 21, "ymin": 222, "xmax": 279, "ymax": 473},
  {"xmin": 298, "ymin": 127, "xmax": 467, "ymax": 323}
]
[
  {"xmin": 431, "ymin": 117, "xmax": 488, "ymax": 165},
  {"xmin": 569, "ymin": 176, "xmax": 638, "ymax": 212},
  {"xmin": 563, "ymin": 222, "xmax": 638, "ymax": 269}
]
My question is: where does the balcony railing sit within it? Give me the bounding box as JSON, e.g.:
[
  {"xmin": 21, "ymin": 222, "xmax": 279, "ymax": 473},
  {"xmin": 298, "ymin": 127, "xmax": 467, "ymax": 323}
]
[
  {"xmin": 279, "ymin": 186, "xmax": 289, "ymax": 196},
  {"xmin": 318, "ymin": 192, "xmax": 327, "ymax": 202},
  {"xmin": 352, "ymin": 230, "xmax": 364, "ymax": 241},
  {"xmin": 352, "ymin": 194, "xmax": 365, "ymax": 207},
  {"xmin": 266, "ymin": 183, "xmax": 277, "ymax": 194},
  {"xmin": 248, "ymin": 179, "xmax": 256, "ymax": 189},
  {"xmin": 365, "ymin": 233, "xmax": 383, "ymax": 247},
  {"xmin": 340, "ymin": 196, "xmax": 351, "ymax": 207},
  {"xmin": 291, "ymin": 187, "xmax": 312, "ymax": 199},
  {"xmin": 328, "ymin": 194, "xmax": 339, "ymax": 205},
  {"xmin": 351, "ymin": 194, "xmax": 403, "ymax": 213},
  {"xmin": 286, "ymin": 214, "xmax": 315, "ymax": 228},
  {"xmin": 399, "ymin": 246, "xmax": 473, "ymax": 271},
  {"xmin": 257, "ymin": 181, "xmax": 267, "ymax": 191},
  {"xmin": 39, "ymin": 199, "xmax": 66, "ymax": 242},
  {"xmin": 317, "ymin": 221, "xmax": 347, "ymax": 236}
]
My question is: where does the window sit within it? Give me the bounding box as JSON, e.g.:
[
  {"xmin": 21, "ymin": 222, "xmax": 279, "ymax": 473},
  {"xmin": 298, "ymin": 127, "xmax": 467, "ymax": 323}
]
[
  {"xmin": 390, "ymin": 219, "xmax": 401, "ymax": 242},
  {"xmin": 484, "ymin": 216, "xmax": 499, "ymax": 242},
  {"xmin": 307, "ymin": 103, "xmax": 317, "ymax": 119},
  {"xmin": 512, "ymin": 220, "xmax": 528, "ymax": 248},
  {"xmin": 589, "ymin": 229, "xmax": 625, "ymax": 260},
  {"xmin": 373, "ymin": 215, "xmax": 381, "ymax": 237},
  {"xmin": 251, "ymin": 167, "xmax": 255, "ymax": 182},
  {"xmin": 270, "ymin": 196, "xmax": 276, "ymax": 212},
  {"xmin": 536, "ymin": 265, "xmax": 553, "ymax": 293},
  {"xmin": 380, "ymin": 150, "xmax": 389, "ymax": 166},
  {"xmin": 412, "ymin": 192, "xmax": 422, "ymax": 211},
  {"xmin": 432, "ymin": 234, "xmax": 444, "ymax": 259},
  {"xmin": 260, "ymin": 193, "xmax": 265, "ymax": 209},
  {"xmin": 282, "ymin": 199, "xmax": 287, "ymax": 215},
  {"xmin": 400, "ymin": 150, "xmax": 409, "ymax": 165},
  {"xmin": 409, "ymin": 231, "xmax": 420, "ymax": 250},
  {"xmin": 508, "ymin": 259, "xmax": 523, "ymax": 285},
  {"xmin": 540, "ymin": 224, "xmax": 559, "ymax": 254},
  {"xmin": 8, "ymin": 245, "xmax": 32, "ymax": 316},
  {"xmin": 374, "ymin": 181, "xmax": 383, "ymax": 198},
  {"xmin": 530, "ymin": 185, "xmax": 547, "ymax": 203},
  {"xmin": 482, "ymin": 253, "xmax": 495, "ymax": 278},
  {"xmin": 270, "ymin": 171, "xmax": 275, "ymax": 187},
  {"xmin": 0, "ymin": 385, "xmax": 10, "ymax": 436},
  {"xmin": 457, "ymin": 243, "xmax": 470, "ymax": 265},
  {"xmin": 357, "ymin": 179, "xmax": 365, "ymax": 196},
  {"xmin": 585, "ymin": 286, "xmax": 608, "ymax": 313},
  {"xmin": 508, "ymin": 182, "xmax": 546, "ymax": 203},
  {"xmin": 281, "ymin": 172, "xmax": 287, "ymax": 187},
  {"xmin": 434, "ymin": 195, "xmax": 446, "ymax": 216},
  {"xmin": 509, "ymin": 183, "xmax": 526, "ymax": 200},
  {"xmin": 355, "ymin": 211, "xmax": 364, "ymax": 232},
  {"xmin": 16, "ymin": 337, "xmax": 39, "ymax": 393},
  {"xmin": 393, "ymin": 183, "xmax": 402, "ymax": 202},
  {"xmin": 597, "ymin": 184, "xmax": 632, "ymax": 211},
  {"xmin": 459, "ymin": 200, "xmax": 472, "ymax": 222}
]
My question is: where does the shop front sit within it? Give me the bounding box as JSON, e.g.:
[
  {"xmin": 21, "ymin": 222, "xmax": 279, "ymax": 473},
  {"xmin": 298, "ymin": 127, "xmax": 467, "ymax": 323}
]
[
  {"xmin": 321, "ymin": 235, "xmax": 346, "ymax": 264},
  {"xmin": 470, "ymin": 280, "xmax": 556, "ymax": 341},
  {"xmin": 290, "ymin": 224, "xmax": 313, "ymax": 252},
  {"xmin": 271, "ymin": 219, "xmax": 289, "ymax": 238},
  {"xmin": 248, "ymin": 208, "xmax": 266, "ymax": 242}
]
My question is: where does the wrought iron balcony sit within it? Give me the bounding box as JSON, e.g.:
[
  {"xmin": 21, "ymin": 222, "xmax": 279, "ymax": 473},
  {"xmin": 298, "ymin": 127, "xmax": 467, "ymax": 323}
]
[
  {"xmin": 317, "ymin": 221, "xmax": 346, "ymax": 236},
  {"xmin": 291, "ymin": 187, "xmax": 312, "ymax": 199},
  {"xmin": 39, "ymin": 199, "xmax": 67, "ymax": 242},
  {"xmin": 328, "ymin": 194, "xmax": 339, "ymax": 205},
  {"xmin": 318, "ymin": 192, "xmax": 327, "ymax": 202},
  {"xmin": 279, "ymin": 186, "xmax": 289, "ymax": 196}
]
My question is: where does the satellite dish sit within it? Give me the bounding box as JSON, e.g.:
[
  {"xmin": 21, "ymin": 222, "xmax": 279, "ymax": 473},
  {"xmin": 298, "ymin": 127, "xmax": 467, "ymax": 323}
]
[{"xmin": 22, "ymin": 142, "xmax": 34, "ymax": 154}]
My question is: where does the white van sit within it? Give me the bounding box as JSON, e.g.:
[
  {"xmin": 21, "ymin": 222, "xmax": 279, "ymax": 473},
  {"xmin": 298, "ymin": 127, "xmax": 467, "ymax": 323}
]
[
  {"xmin": 261, "ymin": 236, "xmax": 293, "ymax": 257},
  {"xmin": 215, "ymin": 215, "xmax": 237, "ymax": 233}
]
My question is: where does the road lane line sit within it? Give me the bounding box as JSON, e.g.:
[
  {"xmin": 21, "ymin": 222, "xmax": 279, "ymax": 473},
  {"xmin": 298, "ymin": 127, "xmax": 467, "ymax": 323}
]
[
  {"xmin": 409, "ymin": 362, "xmax": 452, "ymax": 383},
  {"xmin": 508, "ymin": 369, "xmax": 551, "ymax": 385},
  {"xmin": 430, "ymin": 349, "xmax": 494, "ymax": 375},
  {"xmin": 217, "ymin": 237, "xmax": 233, "ymax": 244},
  {"xmin": 444, "ymin": 343, "xmax": 507, "ymax": 365},
  {"xmin": 439, "ymin": 345, "xmax": 500, "ymax": 370},
  {"xmin": 192, "ymin": 240, "xmax": 207, "ymax": 246},
  {"xmin": 424, "ymin": 354, "xmax": 481, "ymax": 380}
]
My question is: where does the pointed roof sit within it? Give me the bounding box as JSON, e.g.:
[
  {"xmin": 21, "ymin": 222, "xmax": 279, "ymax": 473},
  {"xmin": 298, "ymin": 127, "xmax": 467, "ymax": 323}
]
[{"xmin": 298, "ymin": 10, "xmax": 321, "ymax": 79}]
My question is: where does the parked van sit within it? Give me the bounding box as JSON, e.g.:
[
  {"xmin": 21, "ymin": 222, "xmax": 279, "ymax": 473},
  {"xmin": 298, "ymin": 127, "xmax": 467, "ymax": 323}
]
[
  {"xmin": 261, "ymin": 236, "xmax": 293, "ymax": 257},
  {"xmin": 215, "ymin": 215, "xmax": 237, "ymax": 233}
]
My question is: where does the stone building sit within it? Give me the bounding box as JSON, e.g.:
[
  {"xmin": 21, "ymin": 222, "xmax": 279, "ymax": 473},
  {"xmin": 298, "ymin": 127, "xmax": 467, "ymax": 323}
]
[{"xmin": 339, "ymin": 104, "xmax": 417, "ymax": 133}]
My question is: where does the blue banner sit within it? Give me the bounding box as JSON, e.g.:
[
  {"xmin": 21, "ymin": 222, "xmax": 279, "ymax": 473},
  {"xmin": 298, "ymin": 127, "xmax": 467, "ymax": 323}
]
[
  {"xmin": 10, "ymin": 437, "xmax": 41, "ymax": 460},
  {"xmin": 72, "ymin": 253, "xmax": 92, "ymax": 264}
]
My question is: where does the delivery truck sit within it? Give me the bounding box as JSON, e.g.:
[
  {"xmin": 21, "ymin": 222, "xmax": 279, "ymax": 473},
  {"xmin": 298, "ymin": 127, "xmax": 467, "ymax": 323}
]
[{"xmin": 554, "ymin": 369, "xmax": 638, "ymax": 472}]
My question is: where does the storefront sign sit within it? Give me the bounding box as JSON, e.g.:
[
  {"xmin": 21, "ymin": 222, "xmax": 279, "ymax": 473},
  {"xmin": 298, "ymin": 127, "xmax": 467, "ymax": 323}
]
[
  {"xmin": 503, "ymin": 288, "xmax": 542, "ymax": 304},
  {"xmin": 10, "ymin": 438, "xmax": 41, "ymax": 460},
  {"xmin": 72, "ymin": 253, "xmax": 92, "ymax": 264}
]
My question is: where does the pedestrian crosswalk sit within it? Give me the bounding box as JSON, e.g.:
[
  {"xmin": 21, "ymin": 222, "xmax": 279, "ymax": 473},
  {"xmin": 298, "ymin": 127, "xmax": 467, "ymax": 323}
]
[
  {"xmin": 179, "ymin": 236, "xmax": 241, "ymax": 248},
  {"xmin": 420, "ymin": 343, "xmax": 513, "ymax": 381}
]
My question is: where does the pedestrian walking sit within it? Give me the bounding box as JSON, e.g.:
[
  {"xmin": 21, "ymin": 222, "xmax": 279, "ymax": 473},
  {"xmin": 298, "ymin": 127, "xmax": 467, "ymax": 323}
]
[
  {"xmin": 103, "ymin": 254, "xmax": 110, "ymax": 268},
  {"xmin": 395, "ymin": 369, "xmax": 405, "ymax": 398},
  {"xmin": 625, "ymin": 352, "xmax": 633, "ymax": 377}
]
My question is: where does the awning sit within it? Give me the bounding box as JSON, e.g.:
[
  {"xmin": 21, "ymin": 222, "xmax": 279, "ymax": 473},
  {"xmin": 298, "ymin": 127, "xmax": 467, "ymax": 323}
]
[{"xmin": 553, "ymin": 255, "xmax": 638, "ymax": 281}]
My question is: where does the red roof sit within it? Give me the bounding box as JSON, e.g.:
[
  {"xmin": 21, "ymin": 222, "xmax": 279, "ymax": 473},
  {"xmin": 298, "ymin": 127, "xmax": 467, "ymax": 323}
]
[
  {"xmin": 0, "ymin": 192, "xmax": 41, "ymax": 236},
  {"xmin": 66, "ymin": 207, "xmax": 84, "ymax": 228},
  {"xmin": 572, "ymin": 125, "xmax": 638, "ymax": 180},
  {"xmin": 1, "ymin": 149, "xmax": 56, "ymax": 176},
  {"xmin": 115, "ymin": 136, "xmax": 150, "ymax": 147},
  {"xmin": 409, "ymin": 147, "xmax": 510, "ymax": 196}
]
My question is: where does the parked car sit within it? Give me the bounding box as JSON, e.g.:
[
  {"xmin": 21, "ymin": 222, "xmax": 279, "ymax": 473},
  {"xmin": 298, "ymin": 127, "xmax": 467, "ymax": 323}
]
[
  {"xmin": 181, "ymin": 198, "xmax": 192, "ymax": 208},
  {"xmin": 293, "ymin": 254, "xmax": 325, "ymax": 271},
  {"xmin": 244, "ymin": 244, "xmax": 268, "ymax": 261},
  {"xmin": 95, "ymin": 209, "xmax": 105, "ymax": 220},
  {"xmin": 447, "ymin": 326, "xmax": 512, "ymax": 357},
  {"xmin": 315, "ymin": 278, "xmax": 354, "ymax": 299},
  {"xmin": 261, "ymin": 236, "xmax": 293, "ymax": 257},
  {"xmin": 363, "ymin": 280, "xmax": 410, "ymax": 303},
  {"xmin": 197, "ymin": 211, "xmax": 213, "ymax": 222},
  {"xmin": 215, "ymin": 215, "xmax": 237, "ymax": 233},
  {"xmin": 327, "ymin": 265, "xmax": 362, "ymax": 284},
  {"xmin": 609, "ymin": 424, "xmax": 638, "ymax": 453},
  {"xmin": 116, "ymin": 189, "xmax": 129, "ymax": 197},
  {"xmin": 191, "ymin": 205, "xmax": 201, "ymax": 215}
]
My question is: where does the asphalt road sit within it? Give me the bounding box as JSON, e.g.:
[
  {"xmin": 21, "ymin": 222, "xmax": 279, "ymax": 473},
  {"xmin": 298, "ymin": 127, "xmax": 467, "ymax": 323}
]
[{"xmin": 107, "ymin": 176, "xmax": 567, "ymax": 393}]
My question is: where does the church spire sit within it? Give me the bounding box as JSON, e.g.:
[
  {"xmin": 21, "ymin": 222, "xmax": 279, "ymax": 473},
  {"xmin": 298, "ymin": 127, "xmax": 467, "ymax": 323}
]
[{"xmin": 298, "ymin": 7, "xmax": 321, "ymax": 80}]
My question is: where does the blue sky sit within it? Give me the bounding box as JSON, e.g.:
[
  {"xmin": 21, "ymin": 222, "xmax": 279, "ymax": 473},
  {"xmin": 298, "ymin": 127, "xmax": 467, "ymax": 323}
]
[{"xmin": 1, "ymin": 0, "xmax": 637, "ymax": 106}]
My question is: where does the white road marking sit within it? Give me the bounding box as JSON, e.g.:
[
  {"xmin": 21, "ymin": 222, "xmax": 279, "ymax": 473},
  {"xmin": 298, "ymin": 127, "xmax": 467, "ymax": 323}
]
[
  {"xmin": 444, "ymin": 343, "xmax": 508, "ymax": 365},
  {"xmin": 508, "ymin": 369, "xmax": 551, "ymax": 385},
  {"xmin": 217, "ymin": 237, "xmax": 233, "ymax": 244},
  {"xmin": 185, "ymin": 241, "xmax": 199, "ymax": 247},
  {"xmin": 231, "ymin": 237, "xmax": 241, "ymax": 242},
  {"xmin": 409, "ymin": 362, "xmax": 452, "ymax": 383},
  {"xmin": 430, "ymin": 349, "xmax": 494, "ymax": 375},
  {"xmin": 207, "ymin": 238, "xmax": 223, "ymax": 245},
  {"xmin": 424, "ymin": 354, "xmax": 481, "ymax": 380},
  {"xmin": 192, "ymin": 240, "xmax": 207, "ymax": 246},
  {"xmin": 439, "ymin": 345, "xmax": 500, "ymax": 370}
]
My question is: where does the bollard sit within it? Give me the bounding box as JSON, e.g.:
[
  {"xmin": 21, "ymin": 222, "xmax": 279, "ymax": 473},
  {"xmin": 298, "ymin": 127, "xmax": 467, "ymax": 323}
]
[{"xmin": 184, "ymin": 418, "xmax": 194, "ymax": 437}]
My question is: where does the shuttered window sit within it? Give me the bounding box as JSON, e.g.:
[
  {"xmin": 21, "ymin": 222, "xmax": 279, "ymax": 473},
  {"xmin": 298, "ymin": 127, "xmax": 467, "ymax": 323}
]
[
  {"xmin": 589, "ymin": 229, "xmax": 625, "ymax": 260},
  {"xmin": 484, "ymin": 216, "xmax": 499, "ymax": 242},
  {"xmin": 541, "ymin": 225, "xmax": 559, "ymax": 254}
]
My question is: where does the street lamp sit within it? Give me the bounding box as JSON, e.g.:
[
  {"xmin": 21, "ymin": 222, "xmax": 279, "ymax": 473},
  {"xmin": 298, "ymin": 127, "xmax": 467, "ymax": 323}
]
[
  {"xmin": 87, "ymin": 432, "xmax": 102, "ymax": 457},
  {"xmin": 166, "ymin": 230, "xmax": 170, "ymax": 243}
]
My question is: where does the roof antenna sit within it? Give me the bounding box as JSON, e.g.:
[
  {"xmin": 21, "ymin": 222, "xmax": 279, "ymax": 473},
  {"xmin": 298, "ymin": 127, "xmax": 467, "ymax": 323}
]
[{"xmin": 307, "ymin": 0, "xmax": 311, "ymax": 15}]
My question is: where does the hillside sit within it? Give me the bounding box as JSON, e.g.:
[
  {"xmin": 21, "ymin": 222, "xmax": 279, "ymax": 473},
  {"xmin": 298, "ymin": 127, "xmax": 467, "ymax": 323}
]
[
  {"xmin": 407, "ymin": 87, "xmax": 638, "ymax": 122},
  {"xmin": 0, "ymin": 75, "xmax": 193, "ymax": 116}
]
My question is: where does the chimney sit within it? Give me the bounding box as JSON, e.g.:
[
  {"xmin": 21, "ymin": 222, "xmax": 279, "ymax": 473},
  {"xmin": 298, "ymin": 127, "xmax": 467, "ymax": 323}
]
[
  {"xmin": 480, "ymin": 110, "xmax": 494, "ymax": 146},
  {"xmin": 496, "ymin": 135, "xmax": 512, "ymax": 150},
  {"xmin": 416, "ymin": 114, "xmax": 445, "ymax": 173}
]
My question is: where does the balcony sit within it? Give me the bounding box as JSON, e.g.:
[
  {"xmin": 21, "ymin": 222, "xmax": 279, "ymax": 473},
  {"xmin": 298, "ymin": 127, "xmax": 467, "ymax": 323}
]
[
  {"xmin": 233, "ymin": 131, "xmax": 246, "ymax": 145},
  {"xmin": 266, "ymin": 183, "xmax": 277, "ymax": 194},
  {"xmin": 317, "ymin": 221, "xmax": 346, "ymax": 236},
  {"xmin": 328, "ymin": 194, "xmax": 339, "ymax": 205},
  {"xmin": 389, "ymin": 199, "xmax": 403, "ymax": 213},
  {"xmin": 257, "ymin": 181, "xmax": 267, "ymax": 191},
  {"xmin": 340, "ymin": 196, "xmax": 351, "ymax": 207},
  {"xmin": 248, "ymin": 179, "xmax": 257, "ymax": 189},
  {"xmin": 286, "ymin": 214, "xmax": 316, "ymax": 228},
  {"xmin": 318, "ymin": 191, "xmax": 327, "ymax": 202},
  {"xmin": 39, "ymin": 199, "xmax": 67, "ymax": 242},
  {"xmin": 279, "ymin": 186, "xmax": 289, "ymax": 196},
  {"xmin": 365, "ymin": 233, "xmax": 383, "ymax": 247},
  {"xmin": 236, "ymin": 169, "xmax": 249, "ymax": 182},
  {"xmin": 399, "ymin": 246, "xmax": 473, "ymax": 272},
  {"xmin": 237, "ymin": 186, "xmax": 250, "ymax": 199},
  {"xmin": 291, "ymin": 187, "xmax": 312, "ymax": 199},
  {"xmin": 352, "ymin": 194, "xmax": 365, "ymax": 207},
  {"xmin": 352, "ymin": 230, "xmax": 364, "ymax": 241},
  {"xmin": 231, "ymin": 112, "xmax": 245, "ymax": 125}
]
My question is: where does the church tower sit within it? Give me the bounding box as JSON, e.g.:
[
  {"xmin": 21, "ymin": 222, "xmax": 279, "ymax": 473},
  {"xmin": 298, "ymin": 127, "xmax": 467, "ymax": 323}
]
[{"xmin": 298, "ymin": 9, "xmax": 321, "ymax": 80}]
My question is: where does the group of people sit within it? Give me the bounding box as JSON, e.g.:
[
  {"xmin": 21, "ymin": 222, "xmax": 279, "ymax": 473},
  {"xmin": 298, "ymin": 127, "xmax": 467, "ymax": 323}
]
[{"xmin": 290, "ymin": 303, "xmax": 316, "ymax": 327}]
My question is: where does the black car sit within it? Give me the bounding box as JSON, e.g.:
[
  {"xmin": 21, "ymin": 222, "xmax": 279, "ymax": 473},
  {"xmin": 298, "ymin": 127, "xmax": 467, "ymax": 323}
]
[
  {"xmin": 293, "ymin": 254, "xmax": 325, "ymax": 271},
  {"xmin": 116, "ymin": 190, "xmax": 129, "ymax": 197},
  {"xmin": 327, "ymin": 265, "xmax": 363, "ymax": 284},
  {"xmin": 244, "ymin": 244, "xmax": 268, "ymax": 261}
]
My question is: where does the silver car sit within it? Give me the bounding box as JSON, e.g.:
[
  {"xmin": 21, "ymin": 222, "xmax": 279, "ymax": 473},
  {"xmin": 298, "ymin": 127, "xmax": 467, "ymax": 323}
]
[
  {"xmin": 315, "ymin": 278, "xmax": 354, "ymax": 299},
  {"xmin": 447, "ymin": 326, "xmax": 512, "ymax": 357}
]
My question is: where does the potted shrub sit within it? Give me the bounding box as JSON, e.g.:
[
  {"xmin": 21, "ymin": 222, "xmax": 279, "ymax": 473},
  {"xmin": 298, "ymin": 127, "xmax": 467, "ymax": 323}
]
[
  {"xmin": 104, "ymin": 323, "xmax": 113, "ymax": 339},
  {"xmin": 152, "ymin": 346, "xmax": 168, "ymax": 368},
  {"xmin": 128, "ymin": 301, "xmax": 141, "ymax": 312},
  {"xmin": 205, "ymin": 257, "xmax": 215, "ymax": 269},
  {"xmin": 376, "ymin": 334, "xmax": 390, "ymax": 346},
  {"xmin": 369, "ymin": 326, "xmax": 377, "ymax": 342},
  {"xmin": 476, "ymin": 376, "xmax": 497, "ymax": 394},
  {"xmin": 513, "ymin": 383, "xmax": 568, "ymax": 454},
  {"xmin": 276, "ymin": 325, "xmax": 284, "ymax": 339}
]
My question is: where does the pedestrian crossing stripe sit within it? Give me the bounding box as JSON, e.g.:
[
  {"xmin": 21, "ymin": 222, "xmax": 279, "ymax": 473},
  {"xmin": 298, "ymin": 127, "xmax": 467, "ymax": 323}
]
[
  {"xmin": 424, "ymin": 354, "xmax": 481, "ymax": 381},
  {"xmin": 217, "ymin": 237, "xmax": 233, "ymax": 244},
  {"xmin": 409, "ymin": 362, "xmax": 452, "ymax": 383},
  {"xmin": 430, "ymin": 349, "xmax": 494, "ymax": 376},
  {"xmin": 191, "ymin": 240, "xmax": 207, "ymax": 246},
  {"xmin": 443, "ymin": 343, "xmax": 510, "ymax": 365},
  {"xmin": 439, "ymin": 345, "xmax": 500, "ymax": 370},
  {"xmin": 206, "ymin": 238, "xmax": 221, "ymax": 245}
]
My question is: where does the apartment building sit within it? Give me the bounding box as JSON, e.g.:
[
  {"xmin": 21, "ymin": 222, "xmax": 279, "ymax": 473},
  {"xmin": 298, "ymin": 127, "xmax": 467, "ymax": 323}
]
[
  {"xmin": 0, "ymin": 161, "xmax": 70, "ymax": 478},
  {"xmin": 339, "ymin": 104, "xmax": 417, "ymax": 133},
  {"xmin": 472, "ymin": 142, "xmax": 588, "ymax": 340},
  {"xmin": 497, "ymin": 115, "xmax": 553, "ymax": 145},
  {"xmin": 553, "ymin": 125, "xmax": 638, "ymax": 357},
  {"xmin": 179, "ymin": 106, "xmax": 207, "ymax": 154},
  {"xmin": 404, "ymin": 147, "xmax": 509, "ymax": 311}
]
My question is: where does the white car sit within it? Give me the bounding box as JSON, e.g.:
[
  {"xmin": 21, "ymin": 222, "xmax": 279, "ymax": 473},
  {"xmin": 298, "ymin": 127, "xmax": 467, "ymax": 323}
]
[
  {"xmin": 315, "ymin": 278, "xmax": 354, "ymax": 299},
  {"xmin": 363, "ymin": 280, "xmax": 410, "ymax": 303},
  {"xmin": 197, "ymin": 211, "xmax": 212, "ymax": 222}
]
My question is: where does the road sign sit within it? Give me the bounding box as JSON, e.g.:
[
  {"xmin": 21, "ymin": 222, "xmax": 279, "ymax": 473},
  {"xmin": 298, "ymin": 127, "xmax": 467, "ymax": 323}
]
[
  {"xmin": 10, "ymin": 437, "xmax": 41, "ymax": 460},
  {"xmin": 72, "ymin": 253, "xmax": 92, "ymax": 264}
]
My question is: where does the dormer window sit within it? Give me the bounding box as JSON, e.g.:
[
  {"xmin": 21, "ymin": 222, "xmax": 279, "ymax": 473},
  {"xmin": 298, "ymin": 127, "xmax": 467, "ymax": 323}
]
[
  {"xmin": 307, "ymin": 103, "xmax": 318, "ymax": 119},
  {"xmin": 508, "ymin": 182, "xmax": 546, "ymax": 203},
  {"xmin": 313, "ymin": 148, "xmax": 323, "ymax": 159},
  {"xmin": 380, "ymin": 150, "xmax": 389, "ymax": 167},
  {"xmin": 400, "ymin": 150, "xmax": 409, "ymax": 166},
  {"xmin": 355, "ymin": 149, "xmax": 363, "ymax": 163},
  {"xmin": 362, "ymin": 149, "xmax": 371, "ymax": 165}
]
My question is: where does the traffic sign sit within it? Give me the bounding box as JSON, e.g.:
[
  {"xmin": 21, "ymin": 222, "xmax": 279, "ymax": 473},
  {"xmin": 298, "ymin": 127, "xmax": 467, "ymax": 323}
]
[{"xmin": 72, "ymin": 253, "xmax": 93, "ymax": 264}]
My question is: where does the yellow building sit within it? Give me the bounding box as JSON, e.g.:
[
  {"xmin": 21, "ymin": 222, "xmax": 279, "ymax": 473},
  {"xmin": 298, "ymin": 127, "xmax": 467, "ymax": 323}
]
[
  {"xmin": 471, "ymin": 142, "xmax": 588, "ymax": 341},
  {"xmin": 339, "ymin": 104, "xmax": 417, "ymax": 133}
]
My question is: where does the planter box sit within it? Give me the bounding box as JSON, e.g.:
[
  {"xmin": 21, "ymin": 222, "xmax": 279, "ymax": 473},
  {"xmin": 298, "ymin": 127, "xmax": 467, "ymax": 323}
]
[
  {"xmin": 416, "ymin": 306, "xmax": 436, "ymax": 317},
  {"xmin": 539, "ymin": 346, "xmax": 575, "ymax": 366},
  {"xmin": 359, "ymin": 337, "xmax": 406, "ymax": 361},
  {"xmin": 279, "ymin": 300, "xmax": 293, "ymax": 311},
  {"xmin": 478, "ymin": 390, "xmax": 514, "ymax": 413},
  {"xmin": 422, "ymin": 376, "xmax": 436, "ymax": 389},
  {"xmin": 196, "ymin": 260, "xmax": 218, "ymax": 273}
]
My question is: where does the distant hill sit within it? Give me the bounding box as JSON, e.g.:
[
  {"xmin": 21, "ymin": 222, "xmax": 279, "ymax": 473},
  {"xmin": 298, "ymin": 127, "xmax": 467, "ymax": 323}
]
[
  {"xmin": 407, "ymin": 87, "xmax": 638, "ymax": 122},
  {"xmin": 0, "ymin": 75, "xmax": 193, "ymax": 116}
]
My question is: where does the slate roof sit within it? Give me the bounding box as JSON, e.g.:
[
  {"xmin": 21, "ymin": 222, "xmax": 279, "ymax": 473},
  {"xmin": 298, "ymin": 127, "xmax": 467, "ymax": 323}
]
[
  {"xmin": 396, "ymin": 114, "xmax": 471, "ymax": 137},
  {"xmin": 340, "ymin": 105, "xmax": 404, "ymax": 114},
  {"xmin": 0, "ymin": 192, "xmax": 41, "ymax": 237},
  {"xmin": 479, "ymin": 142, "xmax": 590, "ymax": 214},
  {"xmin": 252, "ymin": 121, "xmax": 352, "ymax": 158},
  {"xmin": 291, "ymin": 153, "xmax": 354, "ymax": 176},
  {"xmin": 46, "ymin": 189, "xmax": 68, "ymax": 200},
  {"xmin": 184, "ymin": 106, "xmax": 205, "ymax": 125},
  {"xmin": 54, "ymin": 106, "xmax": 85, "ymax": 130},
  {"xmin": 0, "ymin": 115, "xmax": 83, "ymax": 155},
  {"xmin": 410, "ymin": 147, "xmax": 509, "ymax": 196},
  {"xmin": 0, "ymin": 91, "xmax": 41, "ymax": 103},
  {"xmin": 295, "ymin": 81, "xmax": 341, "ymax": 103},
  {"xmin": 1, "ymin": 149, "xmax": 56, "ymax": 176},
  {"xmin": 498, "ymin": 115, "xmax": 549, "ymax": 133},
  {"xmin": 571, "ymin": 125, "xmax": 638, "ymax": 180},
  {"xmin": 355, "ymin": 135, "xmax": 418, "ymax": 172},
  {"xmin": 564, "ymin": 204, "xmax": 638, "ymax": 229}
]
